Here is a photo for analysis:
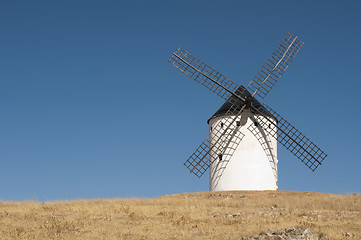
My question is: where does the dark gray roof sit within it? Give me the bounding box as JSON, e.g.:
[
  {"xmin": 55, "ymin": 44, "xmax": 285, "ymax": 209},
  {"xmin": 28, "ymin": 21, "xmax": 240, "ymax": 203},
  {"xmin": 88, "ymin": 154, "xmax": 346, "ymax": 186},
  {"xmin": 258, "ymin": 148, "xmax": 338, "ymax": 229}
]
[{"xmin": 207, "ymin": 85, "xmax": 276, "ymax": 124}]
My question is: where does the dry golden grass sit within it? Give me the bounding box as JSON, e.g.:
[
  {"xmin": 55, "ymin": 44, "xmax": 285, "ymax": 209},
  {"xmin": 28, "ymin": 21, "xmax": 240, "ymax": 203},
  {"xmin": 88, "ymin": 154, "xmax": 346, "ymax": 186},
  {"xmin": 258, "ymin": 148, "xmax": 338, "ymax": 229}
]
[{"xmin": 0, "ymin": 191, "xmax": 360, "ymax": 239}]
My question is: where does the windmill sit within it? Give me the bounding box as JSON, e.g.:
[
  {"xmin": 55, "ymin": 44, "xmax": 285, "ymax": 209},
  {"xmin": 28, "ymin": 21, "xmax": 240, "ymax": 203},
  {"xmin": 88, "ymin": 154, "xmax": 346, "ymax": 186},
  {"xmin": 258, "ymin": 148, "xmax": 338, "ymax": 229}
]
[{"xmin": 169, "ymin": 33, "xmax": 327, "ymax": 191}]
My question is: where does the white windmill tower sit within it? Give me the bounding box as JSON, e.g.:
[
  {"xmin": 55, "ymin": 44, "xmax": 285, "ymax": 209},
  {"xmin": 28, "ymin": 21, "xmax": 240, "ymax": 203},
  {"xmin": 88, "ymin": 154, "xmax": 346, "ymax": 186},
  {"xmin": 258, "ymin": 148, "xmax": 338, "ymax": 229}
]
[
  {"xmin": 169, "ymin": 33, "xmax": 327, "ymax": 191},
  {"xmin": 207, "ymin": 87, "xmax": 278, "ymax": 191}
]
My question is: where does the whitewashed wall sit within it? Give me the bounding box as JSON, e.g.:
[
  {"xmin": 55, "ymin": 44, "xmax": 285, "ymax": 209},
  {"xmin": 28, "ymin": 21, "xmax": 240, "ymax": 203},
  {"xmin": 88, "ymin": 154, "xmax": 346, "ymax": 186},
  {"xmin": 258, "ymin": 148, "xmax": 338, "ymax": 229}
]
[{"xmin": 208, "ymin": 109, "xmax": 278, "ymax": 191}]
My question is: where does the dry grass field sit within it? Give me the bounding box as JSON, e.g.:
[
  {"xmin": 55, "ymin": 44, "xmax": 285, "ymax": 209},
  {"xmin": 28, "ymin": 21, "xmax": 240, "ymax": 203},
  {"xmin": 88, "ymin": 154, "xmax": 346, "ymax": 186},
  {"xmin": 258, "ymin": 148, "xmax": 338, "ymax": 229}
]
[{"xmin": 0, "ymin": 191, "xmax": 360, "ymax": 239}]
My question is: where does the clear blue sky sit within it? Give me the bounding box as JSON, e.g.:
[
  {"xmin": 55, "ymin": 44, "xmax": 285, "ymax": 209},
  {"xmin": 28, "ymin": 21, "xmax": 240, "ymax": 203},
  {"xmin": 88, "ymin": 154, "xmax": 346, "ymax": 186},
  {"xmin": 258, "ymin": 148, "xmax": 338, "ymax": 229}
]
[{"xmin": 1, "ymin": 1, "xmax": 360, "ymax": 201}]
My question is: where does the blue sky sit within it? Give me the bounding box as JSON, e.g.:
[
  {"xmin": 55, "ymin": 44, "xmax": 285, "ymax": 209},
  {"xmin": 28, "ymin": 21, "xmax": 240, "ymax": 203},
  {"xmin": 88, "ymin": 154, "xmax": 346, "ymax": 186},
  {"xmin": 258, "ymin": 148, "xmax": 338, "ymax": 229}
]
[{"xmin": 1, "ymin": 1, "xmax": 360, "ymax": 201}]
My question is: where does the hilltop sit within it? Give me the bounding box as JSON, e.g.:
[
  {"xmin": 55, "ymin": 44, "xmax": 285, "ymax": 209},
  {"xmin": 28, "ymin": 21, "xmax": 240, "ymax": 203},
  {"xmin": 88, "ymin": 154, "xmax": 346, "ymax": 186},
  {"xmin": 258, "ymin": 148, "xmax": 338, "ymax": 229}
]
[{"xmin": 0, "ymin": 191, "xmax": 360, "ymax": 239}]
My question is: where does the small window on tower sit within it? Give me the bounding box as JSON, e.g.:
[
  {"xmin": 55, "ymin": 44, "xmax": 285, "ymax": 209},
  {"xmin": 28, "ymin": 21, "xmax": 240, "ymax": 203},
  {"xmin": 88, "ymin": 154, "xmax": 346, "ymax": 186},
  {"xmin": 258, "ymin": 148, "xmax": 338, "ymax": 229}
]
[
  {"xmin": 254, "ymin": 121, "xmax": 259, "ymax": 127},
  {"xmin": 221, "ymin": 122, "xmax": 224, "ymax": 128},
  {"xmin": 236, "ymin": 121, "xmax": 241, "ymax": 127},
  {"xmin": 218, "ymin": 154, "xmax": 223, "ymax": 161},
  {"xmin": 269, "ymin": 123, "xmax": 271, "ymax": 129}
]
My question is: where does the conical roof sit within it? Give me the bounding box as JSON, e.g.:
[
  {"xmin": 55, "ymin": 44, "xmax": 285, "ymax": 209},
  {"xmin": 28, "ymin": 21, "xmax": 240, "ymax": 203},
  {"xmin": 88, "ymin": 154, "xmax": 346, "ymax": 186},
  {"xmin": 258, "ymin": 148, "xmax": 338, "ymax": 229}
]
[{"xmin": 207, "ymin": 85, "xmax": 276, "ymax": 124}]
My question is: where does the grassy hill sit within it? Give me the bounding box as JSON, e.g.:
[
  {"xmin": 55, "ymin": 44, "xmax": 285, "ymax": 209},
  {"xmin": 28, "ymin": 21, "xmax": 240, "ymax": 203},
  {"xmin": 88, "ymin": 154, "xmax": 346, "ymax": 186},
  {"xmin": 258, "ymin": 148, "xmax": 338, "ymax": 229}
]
[{"xmin": 0, "ymin": 191, "xmax": 360, "ymax": 239}]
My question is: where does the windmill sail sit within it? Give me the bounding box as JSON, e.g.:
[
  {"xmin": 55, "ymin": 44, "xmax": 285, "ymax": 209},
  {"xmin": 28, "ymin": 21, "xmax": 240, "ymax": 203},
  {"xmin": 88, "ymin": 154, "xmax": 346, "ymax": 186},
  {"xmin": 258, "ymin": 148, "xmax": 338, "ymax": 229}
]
[
  {"xmin": 183, "ymin": 137, "xmax": 210, "ymax": 178},
  {"xmin": 252, "ymin": 104, "xmax": 327, "ymax": 171},
  {"xmin": 247, "ymin": 32, "xmax": 304, "ymax": 99},
  {"xmin": 184, "ymin": 109, "xmax": 245, "ymax": 178},
  {"xmin": 169, "ymin": 47, "xmax": 246, "ymax": 101}
]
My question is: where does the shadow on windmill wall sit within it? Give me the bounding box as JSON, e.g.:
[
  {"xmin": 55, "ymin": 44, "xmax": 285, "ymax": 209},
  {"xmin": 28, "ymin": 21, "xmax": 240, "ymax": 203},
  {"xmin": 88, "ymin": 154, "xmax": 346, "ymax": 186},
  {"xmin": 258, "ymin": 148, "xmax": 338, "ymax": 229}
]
[
  {"xmin": 209, "ymin": 112, "xmax": 248, "ymax": 190},
  {"xmin": 248, "ymin": 115, "xmax": 278, "ymax": 184}
]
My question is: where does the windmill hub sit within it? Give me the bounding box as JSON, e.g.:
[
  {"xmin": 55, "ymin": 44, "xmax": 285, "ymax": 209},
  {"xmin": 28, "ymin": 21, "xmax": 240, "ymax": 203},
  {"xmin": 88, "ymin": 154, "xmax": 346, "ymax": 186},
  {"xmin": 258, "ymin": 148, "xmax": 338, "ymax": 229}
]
[
  {"xmin": 245, "ymin": 95, "xmax": 254, "ymax": 109},
  {"xmin": 169, "ymin": 32, "xmax": 327, "ymax": 191}
]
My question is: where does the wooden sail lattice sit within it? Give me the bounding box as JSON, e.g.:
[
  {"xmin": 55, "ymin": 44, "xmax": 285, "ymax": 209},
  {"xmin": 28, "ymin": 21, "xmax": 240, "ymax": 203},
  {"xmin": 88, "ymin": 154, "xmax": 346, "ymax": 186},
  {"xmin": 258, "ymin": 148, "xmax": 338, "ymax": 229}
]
[{"xmin": 247, "ymin": 32, "xmax": 304, "ymax": 99}]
